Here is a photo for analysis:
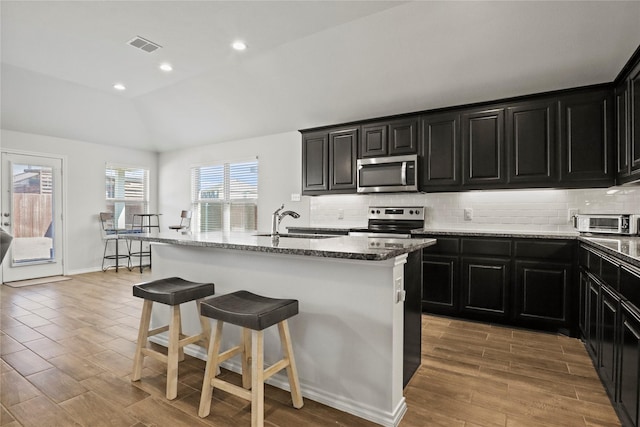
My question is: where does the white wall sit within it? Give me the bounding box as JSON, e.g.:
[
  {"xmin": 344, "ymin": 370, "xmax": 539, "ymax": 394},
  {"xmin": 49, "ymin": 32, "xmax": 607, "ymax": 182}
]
[
  {"xmin": 158, "ymin": 130, "xmax": 309, "ymax": 232},
  {"xmin": 1, "ymin": 129, "xmax": 158, "ymax": 274}
]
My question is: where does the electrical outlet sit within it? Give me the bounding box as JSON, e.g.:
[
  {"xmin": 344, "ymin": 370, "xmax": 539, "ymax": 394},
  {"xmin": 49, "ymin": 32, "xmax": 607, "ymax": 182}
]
[
  {"xmin": 464, "ymin": 208, "xmax": 473, "ymax": 221},
  {"xmin": 290, "ymin": 193, "xmax": 301, "ymax": 202},
  {"xmin": 568, "ymin": 208, "xmax": 579, "ymax": 222}
]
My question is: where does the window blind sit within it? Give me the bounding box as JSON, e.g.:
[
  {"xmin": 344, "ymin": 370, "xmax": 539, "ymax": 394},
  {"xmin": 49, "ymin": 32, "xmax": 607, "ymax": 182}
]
[{"xmin": 191, "ymin": 159, "xmax": 258, "ymax": 232}]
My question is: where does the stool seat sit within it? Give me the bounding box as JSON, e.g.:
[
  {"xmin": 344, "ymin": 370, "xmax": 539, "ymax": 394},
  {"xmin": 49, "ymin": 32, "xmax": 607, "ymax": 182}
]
[
  {"xmin": 133, "ymin": 277, "xmax": 214, "ymax": 305},
  {"xmin": 201, "ymin": 291, "xmax": 298, "ymax": 330}
]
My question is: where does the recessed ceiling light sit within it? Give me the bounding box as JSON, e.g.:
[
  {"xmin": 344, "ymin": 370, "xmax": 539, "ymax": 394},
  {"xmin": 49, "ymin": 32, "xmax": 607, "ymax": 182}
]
[
  {"xmin": 159, "ymin": 63, "xmax": 173, "ymax": 72},
  {"xmin": 232, "ymin": 40, "xmax": 247, "ymax": 51},
  {"xmin": 113, "ymin": 83, "xmax": 126, "ymax": 91}
]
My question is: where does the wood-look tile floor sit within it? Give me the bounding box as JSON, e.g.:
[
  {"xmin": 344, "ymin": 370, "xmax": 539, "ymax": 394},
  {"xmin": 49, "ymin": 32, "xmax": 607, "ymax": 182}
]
[{"xmin": 0, "ymin": 270, "xmax": 621, "ymax": 427}]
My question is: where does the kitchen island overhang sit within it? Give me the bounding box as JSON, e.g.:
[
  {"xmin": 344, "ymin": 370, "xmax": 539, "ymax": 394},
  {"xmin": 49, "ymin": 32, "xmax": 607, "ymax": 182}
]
[{"xmin": 126, "ymin": 232, "xmax": 435, "ymax": 427}]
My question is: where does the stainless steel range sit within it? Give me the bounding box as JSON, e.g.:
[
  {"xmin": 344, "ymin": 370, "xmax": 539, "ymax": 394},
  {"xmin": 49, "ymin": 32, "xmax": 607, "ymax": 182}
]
[{"xmin": 349, "ymin": 206, "xmax": 426, "ymax": 239}]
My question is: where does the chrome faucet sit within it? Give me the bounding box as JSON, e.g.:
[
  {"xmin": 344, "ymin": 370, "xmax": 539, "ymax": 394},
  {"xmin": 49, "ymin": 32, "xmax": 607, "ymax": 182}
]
[{"xmin": 271, "ymin": 204, "xmax": 300, "ymax": 235}]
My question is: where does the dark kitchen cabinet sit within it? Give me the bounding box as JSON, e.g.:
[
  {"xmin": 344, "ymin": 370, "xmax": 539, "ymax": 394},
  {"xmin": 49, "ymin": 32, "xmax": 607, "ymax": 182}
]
[
  {"xmin": 462, "ymin": 107, "xmax": 506, "ymax": 187},
  {"xmin": 301, "ymin": 127, "xmax": 358, "ymax": 195},
  {"xmin": 620, "ymin": 302, "xmax": 640, "ymax": 427},
  {"xmin": 616, "ymin": 81, "xmax": 631, "ymax": 178},
  {"xmin": 302, "ymin": 131, "xmax": 329, "ymax": 193},
  {"xmin": 420, "ymin": 112, "xmax": 461, "ymax": 189},
  {"xmin": 422, "ymin": 237, "xmax": 460, "ymax": 315},
  {"xmin": 587, "ymin": 276, "xmax": 600, "ymax": 358},
  {"xmin": 600, "ymin": 284, "xmax": 620, "ymax": 397},
  {"xmin": 360, "ymin": 117, "xmax": 419, "ymax": 158},
  {"xmin": 630, "ymin": 62, "xmax": 640, "ymax": 176},
  {"xmin": 461, "ymin": 256, "xmax": 510, "ymax": 320},
  {"xmin": 513, "ymin": 240, "xmax": 574, "ymax": 333},
  {"xmin": 559, "ymin": 89, "xmax": 614, "ymax": 186},
  {"xmin": 506, "ymin": 99, "xmax": 558, "ymax": 185},
  {"xmin": 329, "ymin": 128, "xmax": 358, "ymax": 191},
  {"xmin": 579, "ymin": 270, "xmax": 589, "ymax": 338}
]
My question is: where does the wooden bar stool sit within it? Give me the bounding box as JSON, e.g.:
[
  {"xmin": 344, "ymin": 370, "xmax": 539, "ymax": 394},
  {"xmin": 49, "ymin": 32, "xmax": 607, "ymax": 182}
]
[
  {"xmin": 198, "ymin": 291, "xmax": 303, "ymax": 426},
  {"xmin": 131, "ymin": 277, "xmax": 215, "ymax": 400}
]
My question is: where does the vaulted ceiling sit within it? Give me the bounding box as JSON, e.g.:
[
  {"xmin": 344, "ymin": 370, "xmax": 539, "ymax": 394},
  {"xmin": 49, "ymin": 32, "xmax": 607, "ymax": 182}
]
[{"xmin": 2, "ymin": 1, "xmax": 639, "ymax": 153}]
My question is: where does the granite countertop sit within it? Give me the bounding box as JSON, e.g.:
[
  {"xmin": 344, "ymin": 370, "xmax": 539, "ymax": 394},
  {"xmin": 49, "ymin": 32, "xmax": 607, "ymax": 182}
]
[
  {"xmin": 125, "ymin": 231, "xmax": 436, "ymax": 261},
  {"xmin": 579, "ymin": 236, "xmax": 640, "ymax": 269}
]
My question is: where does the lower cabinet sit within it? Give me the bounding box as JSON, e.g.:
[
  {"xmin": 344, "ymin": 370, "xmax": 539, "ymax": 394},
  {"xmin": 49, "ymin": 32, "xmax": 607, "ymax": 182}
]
[
  {"xmin": 420, "ymin": 235, "xmax": 576, "ymax": 333},
  {"xmin": 580, "ymin": 243, "xmax": 640, "ymax": 427},
  {"xmin": 461, "ymin": 257, "xmax": 510, "ymax": 320},
  {"xmin": 620, "ymin": 302, "xmax": 640, "ymax": 427}
]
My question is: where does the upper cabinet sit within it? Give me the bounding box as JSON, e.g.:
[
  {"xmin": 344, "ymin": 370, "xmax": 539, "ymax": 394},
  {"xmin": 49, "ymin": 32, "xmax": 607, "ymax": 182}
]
[
  {"xmin": 302, "ymin": 131, "xmax": 328, "ymax": 193},
  {"xmin": 616, "ymin": 81, "xmax": 631, "ymax": 178},
  {"xmin": 630, "ymin": 62, "xmax": 640, "ymax": 176},
  {"xmin": 360, "ymin": 117, "xmax": 419, "ymax": 158},
  {"xmin": 302, "ymin": 127, "xmax": 359, "ymax": 195},
  {"xmin": 506, "ymin": 99, "xmax": 558, "ymax": 185},
  {"xmin": 420, "ymin": 112, "xmax": 461, "ymax": 189},
  {"xmin": 559, "ymin": 89, "xmax": 614, "ymax": 186},
  {"xmin": 461, "ymin": 107, "xmax": 506, "ymax": 188}
]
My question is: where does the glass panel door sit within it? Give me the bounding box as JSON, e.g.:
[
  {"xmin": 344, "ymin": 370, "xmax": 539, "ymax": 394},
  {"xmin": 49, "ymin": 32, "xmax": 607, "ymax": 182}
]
[{"xmin": 1, "ymin": 152, "xmax": 63, "ymax": 282}]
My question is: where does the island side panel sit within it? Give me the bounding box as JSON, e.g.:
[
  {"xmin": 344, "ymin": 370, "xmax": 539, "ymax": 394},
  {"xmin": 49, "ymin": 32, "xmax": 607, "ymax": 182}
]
[{"xmin": 149, "ymin": 243, "xmax": 407, "ymax": 427}]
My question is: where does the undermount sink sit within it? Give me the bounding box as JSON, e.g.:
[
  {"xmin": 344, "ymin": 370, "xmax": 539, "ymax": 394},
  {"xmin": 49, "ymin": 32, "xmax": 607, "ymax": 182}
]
[{"xmin": 253, "ymin": 233, "xmax": 337, "ymax": 239}]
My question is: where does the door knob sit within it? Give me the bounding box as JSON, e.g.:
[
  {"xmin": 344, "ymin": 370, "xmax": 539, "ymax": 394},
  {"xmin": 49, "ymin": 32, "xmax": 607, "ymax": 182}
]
[
  {"xmin": 3, "ymin": 222, "xmax": 10, "ymax": 226},
  {"xmin": 2, "ymin": 213, "xmax": 9, "ymax": 217}
]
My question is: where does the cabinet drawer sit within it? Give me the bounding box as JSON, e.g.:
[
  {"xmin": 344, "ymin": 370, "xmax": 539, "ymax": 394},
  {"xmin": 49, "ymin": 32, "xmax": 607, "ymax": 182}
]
[
  {"xmin": 621, "ymin": 265, "xmax": 640, "ymax": 312},
  {"xmin": 461, "ymin": 238, "xmax": 511, "ymax": 257},
  {"xmin": 514, "ymin": 240, "xmax": 574, "ymax": 261},
  {"xmin": 580, "ymin": 245, "xmax": 602, "ymax": 276},
  {"xmin": 601, "ymin": 255, "xmax": 620, "ymax": 290},
  {"xmin": 422, "ymin": 237, "xmax": 459, "ymax": 256}
]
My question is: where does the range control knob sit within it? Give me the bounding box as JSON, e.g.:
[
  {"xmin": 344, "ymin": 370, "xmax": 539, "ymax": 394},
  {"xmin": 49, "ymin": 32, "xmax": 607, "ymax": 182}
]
[
  {"xmin": 371, "ymin": 210, "xmax": 376, "ymax": 214},
  {"xmin": 376, "ymin": 210, "xmax": 381, "ymax": 214},
  {"xmin": 415, "ymin": 209, "xmax": 420, "ymax": 215},
  {"xmin": 409, "ymin": 210, "xmax": 414, "ymax": 214}
]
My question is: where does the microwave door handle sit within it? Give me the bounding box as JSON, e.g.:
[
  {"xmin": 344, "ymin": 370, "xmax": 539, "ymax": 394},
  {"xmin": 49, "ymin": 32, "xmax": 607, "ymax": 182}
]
[{"xmin": 401, "ymin": 162, "xmax": 407, "ymax": 185}]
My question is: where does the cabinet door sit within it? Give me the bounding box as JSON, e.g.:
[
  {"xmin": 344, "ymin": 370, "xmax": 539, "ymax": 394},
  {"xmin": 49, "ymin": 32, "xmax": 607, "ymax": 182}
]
[
  {"xmin": 616, "ymin": 81, "xmax": 631, "ymax": 178},
  {"xmin": 506, "ymin": 100, "xmax": 558, "ymax": 184},
  {"xmin": 360, "ymin": 123, "xmax": 388, "ymax": 158},
  {"xmin": 620, "ymin": 303, "xmax": 640, "ymax": 427},
  {"xmin": 514, "ymin": 260, "xmax": 570, "ymax": 325},
  {"xmin": 461, "ymin": 257, "xmax": 510, "ymax": 319},
  {"xmin": 587, "ymin": 276, "xmax": 600, "ymax": 359},
  {"xmin": 462, "ymin": 108, "xmax": 506, "ymax": 187},
  {"xmin": 599, "ymin": 285, "xmax": 620, "ymax": 396},
  {"xmin": 422, "ymin": 255, "xmax": 459, "ymax": 315},
  {"xmin": 579, "ymin": 270, "xmax": 589, "ymax": 338},
  {"xmin": 631, "ymin": 62, "xmax": 640, "ymax": 175},
  {"xmin": 389, "ymin": 118, "xmax": 419, "ymax": 155},
  {"xmin": 559, "ymin": 89, "xmax": 614, "ymax": 185},
  {"xmin": 302, "ymin": 131, "xmax": 328, "ymax": 193},
  {"xmin": 420, "ymin": 112, "xmax": 461, "ymax": 188},
  {"xmin": 328, "ymin": 128, "xmax": 358, "ymax": 191}
]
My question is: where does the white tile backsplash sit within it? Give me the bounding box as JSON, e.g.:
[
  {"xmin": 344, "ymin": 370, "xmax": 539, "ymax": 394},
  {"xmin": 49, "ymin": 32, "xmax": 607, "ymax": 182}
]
[{"xmin": 308, "ymin": 186, "xmax": 640, "ymax": 232}]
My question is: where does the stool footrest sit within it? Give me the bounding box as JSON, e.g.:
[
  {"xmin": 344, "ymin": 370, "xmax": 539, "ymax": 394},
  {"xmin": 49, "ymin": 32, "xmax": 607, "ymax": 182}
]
[
  {"xmin": 263, "ymin": 358, "xmax": 290, "ymax": 381},
  {"xmin": 141, "ymin": 347, "xmax": 168, "ymax": 364},
  {"xmin": 148, "ymin": 325, "xmax": 170, "ymax": 337},
  {"xmin": 212, "ymin": 378, "xmax": 252, "ymax": 400},
  {"xmin": 218, "ymin": 345, "xmax": 243, "ymax": 363},
  {"xmin": 179, "ymin": 332, "xmax": 207, "ymax": 347}
]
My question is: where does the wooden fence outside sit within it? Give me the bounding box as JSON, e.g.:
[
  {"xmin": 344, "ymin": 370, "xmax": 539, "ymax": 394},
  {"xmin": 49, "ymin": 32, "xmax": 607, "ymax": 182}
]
[{"xmin": 12, "ymin": 193, "xmax": 52, "ymax": 238}]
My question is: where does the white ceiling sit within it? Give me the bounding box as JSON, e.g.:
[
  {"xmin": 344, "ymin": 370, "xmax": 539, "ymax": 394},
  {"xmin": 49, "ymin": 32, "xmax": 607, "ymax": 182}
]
[{"xmin": 2, "ymin": 1, "xmax": 640, "ymax": 153}]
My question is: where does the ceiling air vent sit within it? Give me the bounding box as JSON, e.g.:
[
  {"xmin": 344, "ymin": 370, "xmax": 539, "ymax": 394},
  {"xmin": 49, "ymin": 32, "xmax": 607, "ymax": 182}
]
[{"xmin": 127, "ymin": 36, "xmax": 162, "ymax": 53}]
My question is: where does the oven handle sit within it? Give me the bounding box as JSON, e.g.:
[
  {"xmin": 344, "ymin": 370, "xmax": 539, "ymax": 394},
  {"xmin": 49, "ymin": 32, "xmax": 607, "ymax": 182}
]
[{"xmin": 348, "ymin": 231, "xmax": 412, "ymax": 239}]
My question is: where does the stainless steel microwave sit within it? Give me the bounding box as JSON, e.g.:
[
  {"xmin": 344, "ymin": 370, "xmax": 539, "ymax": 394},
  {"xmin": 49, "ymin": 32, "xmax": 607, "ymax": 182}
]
[
  {"xmin": 574, "ymin": 214, "xmax": 639, "ymax": 235},
  {"xmin": 357, "ymin": 154, "xmax": 418, "ymax": 193}
]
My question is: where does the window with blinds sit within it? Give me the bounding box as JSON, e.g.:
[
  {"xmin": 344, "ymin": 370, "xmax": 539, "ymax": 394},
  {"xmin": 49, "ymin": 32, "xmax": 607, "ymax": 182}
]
[
  {"xmin": 191, "ymin": 159, "xmax": 258, "ymax": 232},
  {"xmin": 105, "ymin": 165, "xmax": 149, "ymax": 227}
]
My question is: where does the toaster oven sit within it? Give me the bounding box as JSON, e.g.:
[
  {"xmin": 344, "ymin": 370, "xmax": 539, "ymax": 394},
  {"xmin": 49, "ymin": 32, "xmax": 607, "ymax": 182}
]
[{"xmin": 574, "ymin": 214, "xmax": 640, "ymax": 235}]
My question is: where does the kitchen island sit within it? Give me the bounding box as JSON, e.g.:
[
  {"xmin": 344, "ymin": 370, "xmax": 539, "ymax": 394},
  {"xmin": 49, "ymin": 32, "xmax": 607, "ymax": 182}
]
[{"xmin": 126, "ymin": 231, "xmax": 435, "ymax": 427}]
